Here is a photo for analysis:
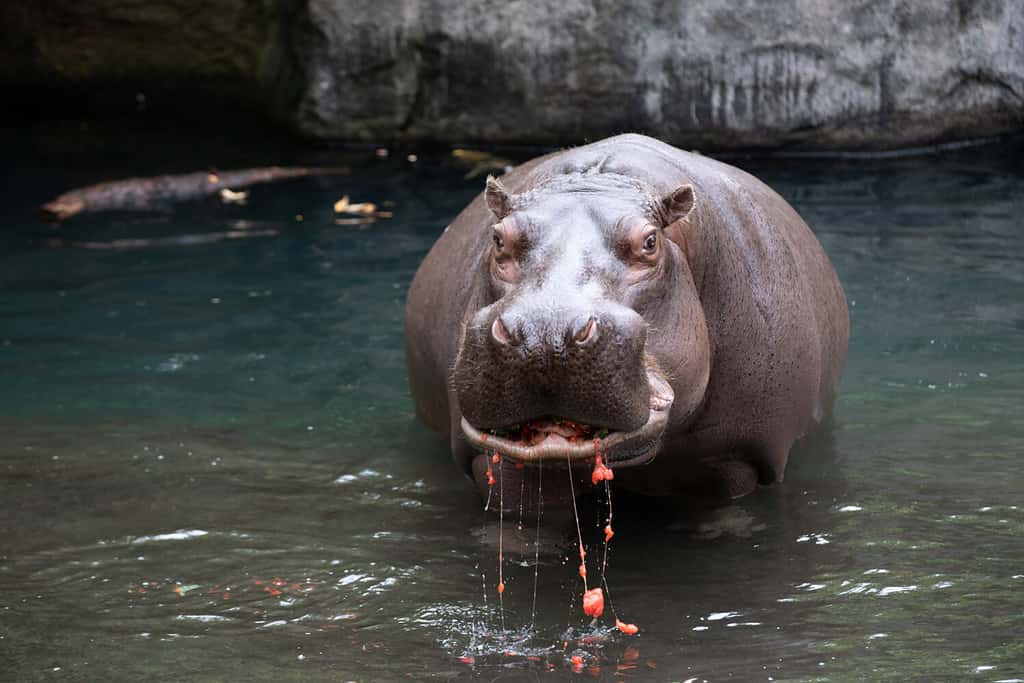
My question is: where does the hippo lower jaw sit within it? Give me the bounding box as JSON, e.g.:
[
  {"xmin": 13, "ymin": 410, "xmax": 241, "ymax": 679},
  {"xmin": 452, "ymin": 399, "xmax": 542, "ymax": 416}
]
[{"xmin": 459, "ymin": 370, "xmax": 675, "ymax": 468}]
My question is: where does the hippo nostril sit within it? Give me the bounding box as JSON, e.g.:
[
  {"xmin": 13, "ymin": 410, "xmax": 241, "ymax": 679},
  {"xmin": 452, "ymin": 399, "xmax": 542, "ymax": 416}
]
[
  {"xmin": 491, "ymin": 316, "xmax": 518, "ymax": 346},
  {"xmin": 572, "ymin": 316, "xmax": 598, "ymax": 345}
]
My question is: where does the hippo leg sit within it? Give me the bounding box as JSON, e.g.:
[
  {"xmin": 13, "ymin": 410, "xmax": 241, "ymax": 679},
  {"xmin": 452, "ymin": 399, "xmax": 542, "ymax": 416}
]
[{"xmin": 707, "ymin": 460, "xmax": 760, "ymax": 500}]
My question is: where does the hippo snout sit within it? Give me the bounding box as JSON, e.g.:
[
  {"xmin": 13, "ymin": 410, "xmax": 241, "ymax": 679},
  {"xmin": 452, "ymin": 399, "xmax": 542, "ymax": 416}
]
[{"xmin": 453, "ymin": 301, "xmax": 651, "ymax": 433}]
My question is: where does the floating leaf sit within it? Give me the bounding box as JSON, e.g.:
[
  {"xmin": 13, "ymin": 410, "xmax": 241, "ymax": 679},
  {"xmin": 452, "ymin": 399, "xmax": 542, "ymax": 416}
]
[{"xmin": 218, "ymin": 188, "xmax": 249, "ymax": 205}]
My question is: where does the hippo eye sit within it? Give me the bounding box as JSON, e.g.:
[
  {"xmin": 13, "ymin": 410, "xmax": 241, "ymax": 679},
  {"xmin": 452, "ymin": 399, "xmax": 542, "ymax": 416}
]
[
  {"xmin": 492, "ymin": 230, "xmax": 504, "ymax": 251},
  {"xmin": 642, "ymin": 231, "xmax": 658, "ymax": 254}
]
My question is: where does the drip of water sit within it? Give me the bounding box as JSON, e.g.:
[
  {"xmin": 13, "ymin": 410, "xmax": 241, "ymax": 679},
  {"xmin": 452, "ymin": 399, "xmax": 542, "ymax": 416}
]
[
  {"xmin": 498, "ymin": 455, "xmax": 505, "ymax": 634},
  {"xmin": 567, "ymin": 454, "xmax": 605, "ymax": 629},
  {"xmin": 484, "ymin": 459, "xmax": 494, "ymax": 512},
  {"xmin": 518, "ymin": 475, "xmax": 525, "ymax": 531},
  {"xmin": 480, "ymin": 567, "xmax": 489, "ymax": 634},
  {"xmin": 529, "ymin": 459, "xmax": 543, "ymax": 628},
  {"xmin": 600, "ymin": 479, "xmax": 618, "ymax": 620}
]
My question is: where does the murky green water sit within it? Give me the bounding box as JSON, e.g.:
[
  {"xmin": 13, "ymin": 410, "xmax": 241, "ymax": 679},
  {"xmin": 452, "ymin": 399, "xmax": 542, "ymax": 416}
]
[{"xmin": 1, "ymin": 128, "xmax": 1022, "ymax": 682}]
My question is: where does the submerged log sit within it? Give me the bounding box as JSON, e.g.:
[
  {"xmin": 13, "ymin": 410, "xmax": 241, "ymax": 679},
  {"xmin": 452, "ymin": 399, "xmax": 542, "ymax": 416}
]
[{"xmin": 39, "ymin": 166, "xmax": 349, "ymax": 221}]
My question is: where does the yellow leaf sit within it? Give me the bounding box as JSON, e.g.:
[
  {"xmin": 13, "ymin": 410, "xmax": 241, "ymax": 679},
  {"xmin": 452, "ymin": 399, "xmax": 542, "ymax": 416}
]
[
  {"xmin": 219, "ymin": 188, "xmax": 249, "ymax": 204},
  {"xmin": 347, "ymin": 202, "xmax": 377, "ymax": 215}
]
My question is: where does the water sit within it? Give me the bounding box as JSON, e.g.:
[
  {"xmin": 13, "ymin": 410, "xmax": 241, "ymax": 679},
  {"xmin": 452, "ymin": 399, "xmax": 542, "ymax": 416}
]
[{"xmin": 1, "ymin": 126, "xmax": 1022, "ymax": 681}]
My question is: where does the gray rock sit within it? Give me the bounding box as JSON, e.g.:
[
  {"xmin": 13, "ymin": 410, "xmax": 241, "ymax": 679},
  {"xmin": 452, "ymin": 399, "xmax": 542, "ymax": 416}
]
[
  {"xmin": 3, "ymin": 0, "xmax": 1022, "ymax": 150},
  {"xmin": 290, "ymin": 0, "xmax": 1024, "ymax": 149}
]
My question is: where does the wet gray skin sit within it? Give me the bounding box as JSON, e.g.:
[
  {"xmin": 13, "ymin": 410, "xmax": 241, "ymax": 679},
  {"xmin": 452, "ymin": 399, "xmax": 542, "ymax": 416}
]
[{"xmin": 408, "ymin": 135, "xmax": 848, "ymax": 508}]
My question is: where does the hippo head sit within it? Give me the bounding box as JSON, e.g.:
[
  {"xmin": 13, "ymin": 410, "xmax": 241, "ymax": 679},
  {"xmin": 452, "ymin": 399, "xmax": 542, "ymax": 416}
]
[{"xmin": 453, "ymin": 165, "xmax": 711, "ymax": 482}]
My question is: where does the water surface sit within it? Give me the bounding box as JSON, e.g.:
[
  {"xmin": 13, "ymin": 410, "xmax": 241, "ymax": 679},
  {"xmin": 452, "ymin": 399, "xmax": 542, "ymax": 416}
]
[{"xmin": 1, "ymin": 128, "xmax": 1022, "ymax": 681}]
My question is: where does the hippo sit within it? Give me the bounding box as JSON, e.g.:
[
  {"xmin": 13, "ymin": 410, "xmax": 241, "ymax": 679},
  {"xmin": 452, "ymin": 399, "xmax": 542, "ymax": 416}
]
[{"xmin": 405, "ymin": 134, "xmax": 848, "ymax": 506}]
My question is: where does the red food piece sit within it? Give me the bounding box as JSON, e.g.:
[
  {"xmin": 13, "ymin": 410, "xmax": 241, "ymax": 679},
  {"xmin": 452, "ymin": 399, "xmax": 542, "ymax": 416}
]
[
  {"xmin": 582, "ymin": 587, "xmax": 604, "ymax": 618},
  {"xmin": 615, "ymin": 619, "xmax": 639, "ymax": 635},
  {"xmin": 604, "ymin": 524, "xmax": 614, "ymax": 542},
  {"xmin": 497, "ymin": 581, "xmax": 505, "ymax": 594},
  {"xmin": 458, "ymin": 656, "xmax": 475, "ymax": 665},
  {"xmin": 591, "ymin": 455, "xmax": 614, "ymax": 485},
  {"xmin": 519, "ymin": 419, "xmax": 595, "ymax": 446},
  {"xmin": 487, "ymin": 467, "xmax": 496, "ymax": 486},
  {"xmin": 579, "ymin": 544, "xmax": 586, "ymax": 561},
  {"xmin": 578, "ymin": 563, "xmax": 587, "ymax": 579},
  {"xmin": 570, "ymin": 655, "xmax": 584, "ymax": 672},
  {"xmin": 492, "ymin": 453, "xmax": 500, "ymax": 464}
]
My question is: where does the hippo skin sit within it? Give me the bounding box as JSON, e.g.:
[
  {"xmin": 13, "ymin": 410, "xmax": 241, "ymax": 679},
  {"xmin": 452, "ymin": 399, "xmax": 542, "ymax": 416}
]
[{"xmin": 405, "ymin": 134, "xmax": 848, "ymax": 504}]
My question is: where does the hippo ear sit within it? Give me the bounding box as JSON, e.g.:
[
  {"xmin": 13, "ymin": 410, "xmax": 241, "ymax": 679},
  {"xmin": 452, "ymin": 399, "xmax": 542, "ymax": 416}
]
[
  {"xmin": 660, "ymin": 185, "xmax": 695, "ymax": 226},
  {"xmin": 485, "ymin": 175, "xmax": 513, "ymax": 218},
  {"xmin": 661, "ymin": 185, "xmax": 704, "ymax": 281}
]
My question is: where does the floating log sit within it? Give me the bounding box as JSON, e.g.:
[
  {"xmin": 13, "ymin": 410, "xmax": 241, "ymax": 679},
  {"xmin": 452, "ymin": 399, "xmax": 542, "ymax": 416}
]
[{"xmin": 39, "ymin": 166, "xmax": 349, "ymax": 221}]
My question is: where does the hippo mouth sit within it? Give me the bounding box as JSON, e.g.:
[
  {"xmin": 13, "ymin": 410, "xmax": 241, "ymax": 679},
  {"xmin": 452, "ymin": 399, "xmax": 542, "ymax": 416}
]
[{"xmin": 460, "ymin": 370, "xmax": 674, "ymax": 467}]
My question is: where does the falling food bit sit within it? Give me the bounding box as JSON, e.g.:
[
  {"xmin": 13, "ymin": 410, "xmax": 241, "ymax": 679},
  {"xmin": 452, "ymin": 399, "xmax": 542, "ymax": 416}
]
[
  {"xmin": 570, "ymin": 655, "xmax": 584, "ymax": 672},
  {"xmin": 486, "ymin": 467, "xmax": 496, "ymax": 486},
  {"xmin": 497, "ymin": 582, "xmax": 505, "ymax": 594},
  {"xmin": 591, "ymin": 455, "xmax": 614, "ymax": 485},
  {"xmin": 616, "ymin": 619, "xmax": 640, "ymax": 635},
  {"xmin": 578, "ymin": 563, "xmax": 587, "ymax": 579},
  {"xmin": 604, "ymin": 524, "xmax": 614, "ymax": 542},
  {"xmin": 582, "ymin": 587, "xmax": 604, "ymax": 618},
  {"xmin": 458, "ymin": 656, "xmax": 475, "ymax": 666},
  {"xmin": 492, "ymin": 453, "xmax": 500, "ymax": 464}
]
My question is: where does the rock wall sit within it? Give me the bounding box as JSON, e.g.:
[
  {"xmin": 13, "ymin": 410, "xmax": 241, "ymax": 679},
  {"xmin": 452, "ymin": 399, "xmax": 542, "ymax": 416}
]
[{"xmin": 5, "ymin": 0, "xmax": 1023, "ymax": 150}]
